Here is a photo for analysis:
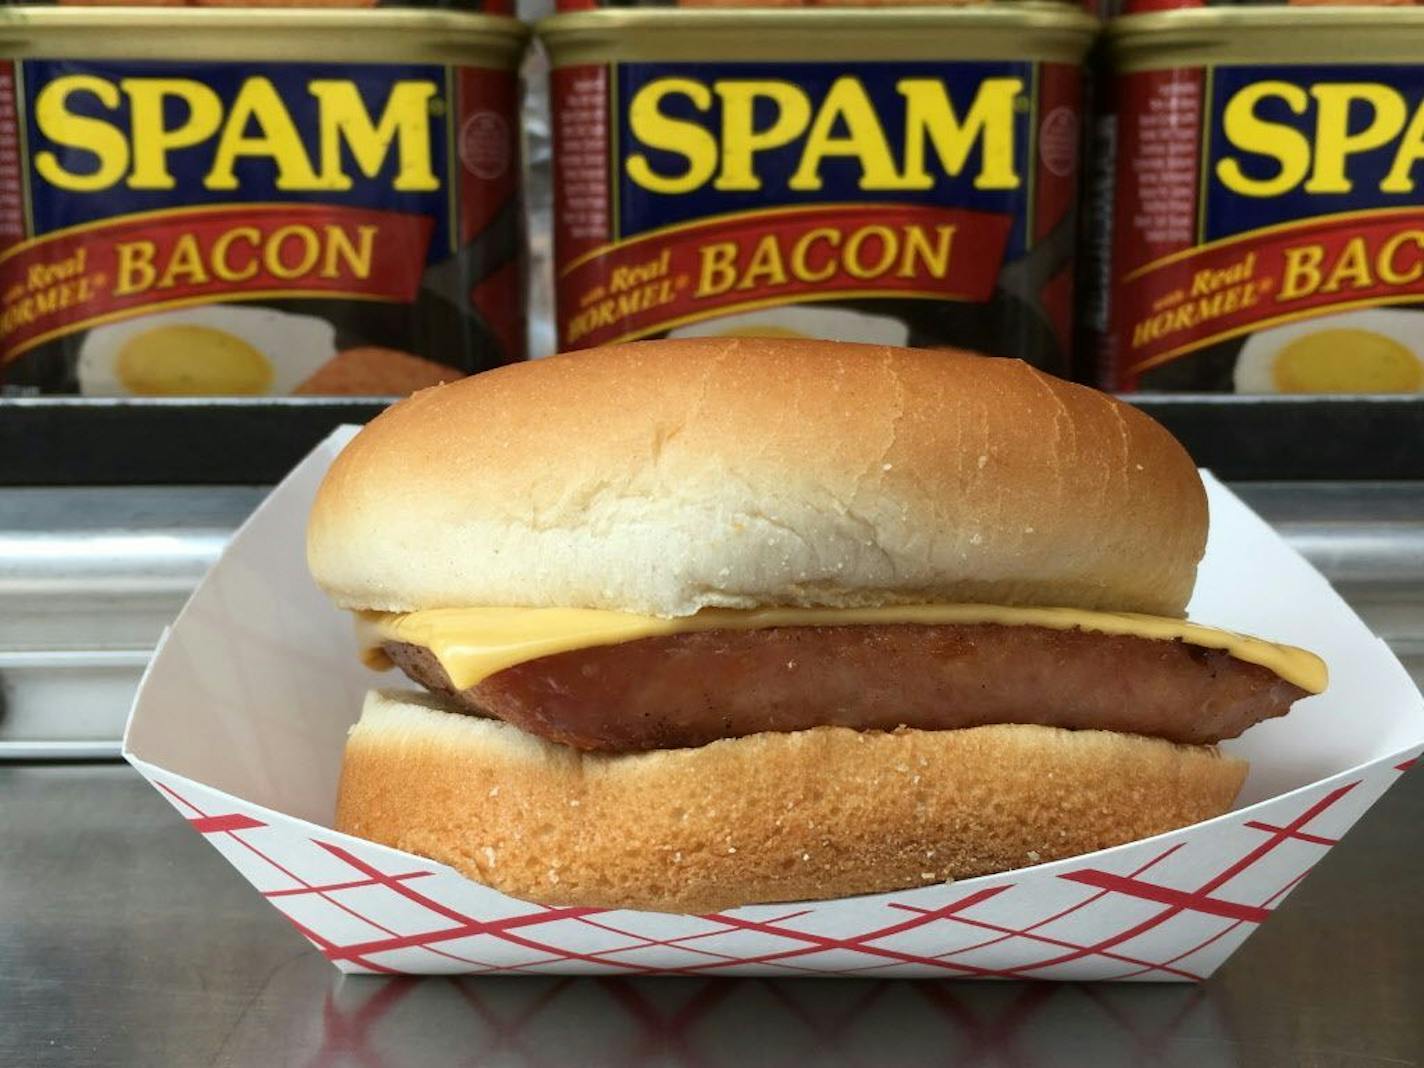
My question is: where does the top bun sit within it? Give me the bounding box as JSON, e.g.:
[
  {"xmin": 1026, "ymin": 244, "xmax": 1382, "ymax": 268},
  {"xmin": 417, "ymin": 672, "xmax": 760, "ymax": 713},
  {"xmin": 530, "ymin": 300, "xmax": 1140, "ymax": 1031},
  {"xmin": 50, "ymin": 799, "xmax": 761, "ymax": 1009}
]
[{"xmin": 308, "ymin": 339, "xmax": 1207, "ymax": 618}]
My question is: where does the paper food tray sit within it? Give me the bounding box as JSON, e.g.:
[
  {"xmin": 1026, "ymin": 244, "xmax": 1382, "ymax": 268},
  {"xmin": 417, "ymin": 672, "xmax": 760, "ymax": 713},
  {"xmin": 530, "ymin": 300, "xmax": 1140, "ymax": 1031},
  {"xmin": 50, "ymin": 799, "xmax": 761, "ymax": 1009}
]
[{"xmin": 123, "ymin": 427, "xmax": 1424, "ymax": 979}]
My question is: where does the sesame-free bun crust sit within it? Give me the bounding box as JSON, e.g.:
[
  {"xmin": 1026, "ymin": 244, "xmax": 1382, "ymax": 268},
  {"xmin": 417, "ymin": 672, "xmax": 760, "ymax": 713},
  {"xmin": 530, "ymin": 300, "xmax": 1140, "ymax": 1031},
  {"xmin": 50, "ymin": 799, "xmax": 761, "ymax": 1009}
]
[
  {"xmin": 308, "ymin": 339, "xmax": 1207, "ymax": 618},
  {"xmin": 336, "ymin": 691, "xmax": 1247, "ymax": 914}
]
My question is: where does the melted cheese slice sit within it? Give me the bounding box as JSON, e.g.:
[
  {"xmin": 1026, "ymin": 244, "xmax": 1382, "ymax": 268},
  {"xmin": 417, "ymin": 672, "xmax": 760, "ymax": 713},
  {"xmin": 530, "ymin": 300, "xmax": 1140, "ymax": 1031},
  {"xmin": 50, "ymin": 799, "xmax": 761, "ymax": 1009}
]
[{"xmin": 358, "ymin": 604, "xmax": 1328, "ymax": 695}]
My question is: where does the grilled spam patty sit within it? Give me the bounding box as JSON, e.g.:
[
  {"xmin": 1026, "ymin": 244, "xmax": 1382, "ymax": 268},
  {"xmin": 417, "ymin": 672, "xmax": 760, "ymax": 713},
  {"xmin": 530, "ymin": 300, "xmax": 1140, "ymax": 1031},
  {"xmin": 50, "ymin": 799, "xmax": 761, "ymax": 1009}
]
[{"xmin": 381, "ymin": 623, "xmax": 1308, "ymax": 751}]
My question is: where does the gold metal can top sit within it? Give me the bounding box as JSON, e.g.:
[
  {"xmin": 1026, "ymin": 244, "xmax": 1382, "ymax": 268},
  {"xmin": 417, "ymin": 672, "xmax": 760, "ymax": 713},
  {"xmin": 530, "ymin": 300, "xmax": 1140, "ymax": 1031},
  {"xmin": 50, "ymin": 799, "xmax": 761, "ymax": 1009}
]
[
  {"xmin": 1109, "ymin": 6, "xmax": 1424, "ymax": 70},
  {"xmin": 537, "ymin": 4, "xmax": 1099, "ymax": 64},
  {"xmin": 0, "ymin": 6, "xmax": 529, "ymax": 65}
]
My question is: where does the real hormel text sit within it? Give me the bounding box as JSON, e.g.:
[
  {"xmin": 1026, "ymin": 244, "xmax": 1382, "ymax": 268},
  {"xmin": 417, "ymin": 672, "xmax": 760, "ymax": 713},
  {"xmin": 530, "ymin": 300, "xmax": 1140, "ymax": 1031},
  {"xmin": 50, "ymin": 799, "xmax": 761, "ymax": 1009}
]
[
  {"xmin": 1107, "ymin": 64, "xmax": 1424, "ymax": 385},
  {"xmin": 0, "ymin": 53, "xmax": 525, "ymax": 388},
  {"xmin": 570, "ymin": 218, "xmax": 955, "ymax": 338},
  {"xmin": 562, "ymin": 207, "xmax": 1005, "ymax": 346},
  {"xmin": 1127, "ymin": 222, "xmax": 1424, "ymax": 357},
  {"xmin": 0, "ymin": 211, "xmax": 421, "ymax": 348},
  {"xmin": 551, "ymin": 58, "xmax": 1080, "ymax": 363}
]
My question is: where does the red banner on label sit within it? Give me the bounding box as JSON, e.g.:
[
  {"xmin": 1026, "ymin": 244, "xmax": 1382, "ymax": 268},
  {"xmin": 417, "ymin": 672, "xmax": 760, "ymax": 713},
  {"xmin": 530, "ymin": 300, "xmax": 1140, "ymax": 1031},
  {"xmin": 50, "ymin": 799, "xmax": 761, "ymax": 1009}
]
[
  {"xmin": 1115, "ymin": 208, "xmax": 1424, "ymax": 376},
  {"xmin": 556, "ymin": 203, "xmax": 1013, "ymax": 350},
  {"xmin": 0, "ymin": 204, "xmax": 434, "ymax": 361}
]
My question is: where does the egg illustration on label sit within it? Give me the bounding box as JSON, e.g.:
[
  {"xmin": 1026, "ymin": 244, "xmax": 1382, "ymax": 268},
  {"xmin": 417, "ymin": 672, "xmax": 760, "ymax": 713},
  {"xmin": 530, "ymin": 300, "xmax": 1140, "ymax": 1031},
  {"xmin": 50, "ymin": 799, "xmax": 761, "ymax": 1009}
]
[
  {"xmin": 668, "ymin": 305, "xmax": 910, "ymax": 346},
  {"xmin": 77, "ymin": 305, "xmax": 338, "ymax": 397},
  {"xmin": 1234, "ymin": 308, "xmax": 1424, "ymax": 394}
]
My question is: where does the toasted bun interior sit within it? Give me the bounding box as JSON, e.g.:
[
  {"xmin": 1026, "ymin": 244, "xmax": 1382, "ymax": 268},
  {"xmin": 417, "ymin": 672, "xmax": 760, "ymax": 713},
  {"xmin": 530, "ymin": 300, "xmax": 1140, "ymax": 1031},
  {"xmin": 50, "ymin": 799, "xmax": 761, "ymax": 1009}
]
[
  {"xmin": 336, "ymin": 691, "xmax": 1247, "ymax": 914},
  {"xmin": 308, "ymin": 340, "xmax": 1207, "ymax": 618}
]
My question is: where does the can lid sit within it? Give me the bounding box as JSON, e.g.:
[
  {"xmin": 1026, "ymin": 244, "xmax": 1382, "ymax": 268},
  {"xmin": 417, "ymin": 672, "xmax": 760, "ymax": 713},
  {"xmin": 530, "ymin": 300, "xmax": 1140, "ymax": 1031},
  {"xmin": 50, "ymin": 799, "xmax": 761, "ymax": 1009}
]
[
  {"xmin": 1109, "ymin": 6, "xmax": 1424, "ymax": 69},
  {"xmin": 0, "ymin": 7, "xmax": 530, "ymax": 65},
  {"xmin": 537, "ymin": 5, "xmax": 1099, "ymax": 65}
]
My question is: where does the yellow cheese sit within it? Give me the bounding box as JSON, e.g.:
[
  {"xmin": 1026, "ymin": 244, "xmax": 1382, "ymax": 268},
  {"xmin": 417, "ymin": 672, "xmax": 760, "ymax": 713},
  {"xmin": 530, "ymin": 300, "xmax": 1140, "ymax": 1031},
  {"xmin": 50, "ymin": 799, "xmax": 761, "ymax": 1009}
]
[{"xmin": 358, "ymin": 603, "xmax": 1328, "ymax": 694}]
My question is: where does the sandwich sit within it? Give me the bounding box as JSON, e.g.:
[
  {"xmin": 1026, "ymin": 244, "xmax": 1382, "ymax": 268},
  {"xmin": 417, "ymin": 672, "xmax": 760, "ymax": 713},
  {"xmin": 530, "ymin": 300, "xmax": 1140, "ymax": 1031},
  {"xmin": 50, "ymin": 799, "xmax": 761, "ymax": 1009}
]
[{"xmin": 307, "ymin": 338, "xmax": 1327, "ymax": 913}]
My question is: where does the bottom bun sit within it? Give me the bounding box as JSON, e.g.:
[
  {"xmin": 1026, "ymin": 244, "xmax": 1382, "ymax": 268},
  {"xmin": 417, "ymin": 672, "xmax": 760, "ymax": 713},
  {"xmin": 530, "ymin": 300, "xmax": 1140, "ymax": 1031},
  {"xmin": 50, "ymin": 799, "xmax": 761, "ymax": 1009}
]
[{"xmin": 336, "ymin": 690, "xmax": 1248, "ymax": 914}]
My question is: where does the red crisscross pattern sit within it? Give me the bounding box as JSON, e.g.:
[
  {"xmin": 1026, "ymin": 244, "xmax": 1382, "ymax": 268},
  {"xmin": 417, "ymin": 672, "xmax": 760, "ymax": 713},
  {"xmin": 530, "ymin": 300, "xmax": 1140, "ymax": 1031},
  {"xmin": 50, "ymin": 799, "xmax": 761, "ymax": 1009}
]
[
  {"xmin": 300, "ymin": 971, "xmax": 1223, "ymax": 1067},
  {"xmin": 149, "ymin": 753, "xmax": 1416, "ymax": 980}
]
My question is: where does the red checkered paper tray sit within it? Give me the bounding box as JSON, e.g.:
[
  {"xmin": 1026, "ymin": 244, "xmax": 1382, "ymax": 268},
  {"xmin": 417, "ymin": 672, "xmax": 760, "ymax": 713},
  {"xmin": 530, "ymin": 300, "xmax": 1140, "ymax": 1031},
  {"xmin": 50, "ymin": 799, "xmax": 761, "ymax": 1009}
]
[{"xmin": 123, "ymin": 428, "xmax": 1424, "ymax": 980}]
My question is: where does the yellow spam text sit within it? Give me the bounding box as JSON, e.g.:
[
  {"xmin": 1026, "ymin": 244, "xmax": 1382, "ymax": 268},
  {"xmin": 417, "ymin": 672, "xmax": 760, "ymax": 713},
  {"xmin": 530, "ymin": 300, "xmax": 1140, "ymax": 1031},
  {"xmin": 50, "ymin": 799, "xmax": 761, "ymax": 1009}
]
[
  {"xmin": 1217, "ymin": 80, "xmax": 1424, "ymax": 196},
  {"xmin": 32, "ymin": 75, "xmax": 439, "ymax": 193},
  {"xmin": 625, "ymin": 76, "xmax": 1023, "ymax": 195}
]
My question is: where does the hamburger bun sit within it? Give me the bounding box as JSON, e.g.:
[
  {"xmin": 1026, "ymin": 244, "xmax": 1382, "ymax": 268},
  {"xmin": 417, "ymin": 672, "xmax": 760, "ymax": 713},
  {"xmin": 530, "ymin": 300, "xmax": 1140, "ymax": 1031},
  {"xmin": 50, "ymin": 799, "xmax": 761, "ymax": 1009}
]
[
  {"xmin": 337, "ymin": 690, "xmax": 1248, "ymax": 914},
  {"xmin": 307, "ymin": 338, "xmax": 1207, "ymax": 619},
  {"xmin": 314, "ymin": 340, "xmax": 1271, "ymax": 915}
]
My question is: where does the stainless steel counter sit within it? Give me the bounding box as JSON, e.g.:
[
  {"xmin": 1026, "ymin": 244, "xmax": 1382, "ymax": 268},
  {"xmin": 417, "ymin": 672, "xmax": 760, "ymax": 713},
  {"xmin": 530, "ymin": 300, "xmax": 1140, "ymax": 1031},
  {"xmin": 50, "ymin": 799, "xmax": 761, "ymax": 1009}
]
[
  {"xmin": 3, "ymin": 759, "xmax": 1421, "ymax": 1067},
  {"xmin": 4, "ymin": 482, "xmax": 1423, "ymax": 1065}
]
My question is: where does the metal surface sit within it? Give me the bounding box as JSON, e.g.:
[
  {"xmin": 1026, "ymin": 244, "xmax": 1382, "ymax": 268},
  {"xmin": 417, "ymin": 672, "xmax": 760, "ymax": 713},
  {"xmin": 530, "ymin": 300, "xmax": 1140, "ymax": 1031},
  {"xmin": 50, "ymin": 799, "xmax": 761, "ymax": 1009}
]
[
  {"xmin": 0, "ymin": 487, "xmax": 265, "ymax": 756},
  {"xmin": 0, "ymin": 7, "xmax": 529, "ymax": 64},
  {"xmin": 1, "ymin": 759, "xmax": 1420, "ymax": 1066},
  {"xmin": 2, "ymin": 481, "xmax": 1420, "ymax": 757},
  {"xmin": 1109, "ymin": 5, "xmax": 1424, "ymax": 70},
  {"xmin": 535, "ymin": 5, "xmax": 1099, "ymax": 63}
]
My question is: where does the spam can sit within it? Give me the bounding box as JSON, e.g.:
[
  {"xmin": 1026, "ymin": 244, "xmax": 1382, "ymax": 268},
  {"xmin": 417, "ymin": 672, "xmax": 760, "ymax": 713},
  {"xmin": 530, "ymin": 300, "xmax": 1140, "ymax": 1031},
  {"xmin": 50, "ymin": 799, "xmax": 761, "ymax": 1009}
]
[
  {"xmin": 1098, "ymin": 8, "xmax": 1424, "ymax": 392},
  {"xmin": 0, "ymin": 8, "xmax": 527, "ymax": 395},
  {"xmin": 539, "ymin": 6, "xmax": 1097, "ymax": 372}
]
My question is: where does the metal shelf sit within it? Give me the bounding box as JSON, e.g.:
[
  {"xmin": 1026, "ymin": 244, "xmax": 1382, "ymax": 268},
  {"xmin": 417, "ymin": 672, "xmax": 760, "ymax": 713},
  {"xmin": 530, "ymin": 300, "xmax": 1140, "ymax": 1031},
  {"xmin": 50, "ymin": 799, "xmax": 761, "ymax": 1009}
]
[
  {"xmin": 6, "ymin": 393, "xmax": 1424, "ymax": 484},
  {"xmin": 1, "ymin": 480, "xmax": 1420, "ymax": 757}
]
